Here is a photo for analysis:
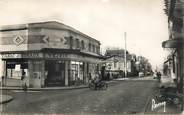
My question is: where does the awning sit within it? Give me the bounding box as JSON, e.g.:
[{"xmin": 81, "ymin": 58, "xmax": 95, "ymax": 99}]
[{"xmin": 162, "ymin": 38, "xmax": 182, "ymax": 48}]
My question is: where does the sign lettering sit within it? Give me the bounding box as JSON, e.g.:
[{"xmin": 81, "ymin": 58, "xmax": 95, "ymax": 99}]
[
  {"xmin": 1, "ymin": 54, "xmax": 22, "ymax": 59},
  {"xmin": 45, "ymin": 53, "xmax": 67, "ymax": 59}
]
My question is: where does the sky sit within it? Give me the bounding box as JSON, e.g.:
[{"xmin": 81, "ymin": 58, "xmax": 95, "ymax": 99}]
[{"xmin": 0, "ymin": 0, "xmax": 169, "ymax": 69}]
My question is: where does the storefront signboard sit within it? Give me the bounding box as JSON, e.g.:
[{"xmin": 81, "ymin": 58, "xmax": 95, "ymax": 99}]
[
  {"xmin": 44, "ymin": 53, "xmax": 68, "ymax": 59},
  {"xmin": 1, "ymin": 53, "xmax": 43, "ymax": 59},
  {"xmin": 22, "ymin": 53, "xmax": 43, "ymax": 58},
  {"xmin": 1, "ymin": 54, "xmax": 22, "ymax": 59}
]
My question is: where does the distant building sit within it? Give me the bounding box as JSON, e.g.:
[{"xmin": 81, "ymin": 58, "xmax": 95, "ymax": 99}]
[
  {"xmin": 0, "ymin": 21, "xmax": 102, "ymax": 88},
  {"xmin": 103, "ymin": 49, "xmax": 136, "ymax": 78}
]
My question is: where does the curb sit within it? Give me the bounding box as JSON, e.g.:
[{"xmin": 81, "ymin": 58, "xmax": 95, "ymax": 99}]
[
  {"xmin": 1, "ymin": 86, "xmax": 89, "ymax": 91},
  {"xmin": 0, "ymin": 95, "xmax": 14, "ymax": 104},
  {"xmin": 0, "ymin": 80, "xmax": 118, "ymax": 91}
]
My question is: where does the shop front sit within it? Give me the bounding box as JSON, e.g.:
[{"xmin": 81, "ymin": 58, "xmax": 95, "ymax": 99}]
[
  {"xmin": 0, "ymin": 21, "xmax": 102, "ymax": 88},
  {"xmin": 1, "ymin": 50, "xmax": 101, "ymax": 88}
]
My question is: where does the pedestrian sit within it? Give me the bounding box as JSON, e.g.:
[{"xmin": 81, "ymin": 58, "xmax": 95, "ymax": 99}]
[
  {"xmin": 107, "ymin": 72, "xmax": 110, "ymax": 80},
  {"xmin": 21, "ymin": 70, "xmax": 27, "ymax": 91},
  {"xmin": 157, "ymin": 72, "xmax": 161, "ymax": 82},
  {"xmin": 94, "ymin": 73, "xmax": 100, "ymax": 90}
]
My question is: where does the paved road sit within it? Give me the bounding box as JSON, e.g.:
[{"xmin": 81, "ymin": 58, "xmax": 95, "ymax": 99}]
[{"xmin": 1, "ymin": 79, "xmax": 158, "ymax": 114}]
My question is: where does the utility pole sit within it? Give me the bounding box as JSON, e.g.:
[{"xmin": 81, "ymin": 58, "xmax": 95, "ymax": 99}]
[{"xmin": 124, "ymin": 32, "xmax": 127, "ymax": 78}]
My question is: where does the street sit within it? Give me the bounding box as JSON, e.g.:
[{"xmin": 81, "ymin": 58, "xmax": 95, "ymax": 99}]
[{"xmin": 1, "ymin": 78, "xmax": 158, "ymax": 114}]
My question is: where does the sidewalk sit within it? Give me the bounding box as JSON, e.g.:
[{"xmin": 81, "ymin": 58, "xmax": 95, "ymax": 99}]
[
  {"xmin": 114, "ymin": 76, "xmax": 154, "ymax": 81},
  {"xmin": 0, "ymin": 94, "xmax": 13, "ymax": 104},
  {"xmin": 114, "ymin": 77, "xmax": 130, "ymax": 81},
  {"xmin": 0, "ymin": 85, "xmax": 88, "ymax": 91},
  {"xmin": 0, "ymin": 80, "xmax": 117, "ymax": 91}
]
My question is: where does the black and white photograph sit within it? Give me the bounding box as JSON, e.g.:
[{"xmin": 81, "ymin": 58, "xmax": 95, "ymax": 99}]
[{"xmin": 0, "ymin": 0, "xmax": 184, "ymax": 114}]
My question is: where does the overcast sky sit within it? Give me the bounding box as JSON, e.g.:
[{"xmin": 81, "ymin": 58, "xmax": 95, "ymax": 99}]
[{"xmin": 0, "ymin": 0, "xmax": 169, "ymax": 69}]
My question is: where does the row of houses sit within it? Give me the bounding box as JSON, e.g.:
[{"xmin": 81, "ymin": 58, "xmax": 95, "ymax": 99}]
[{"xmin": 0, "ymin": 21, "xmax": 152, "ymax": 88}]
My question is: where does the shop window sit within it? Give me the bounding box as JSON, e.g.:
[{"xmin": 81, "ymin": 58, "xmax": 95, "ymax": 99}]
[
  {"xmin": 6, "ymin": 61, "xmax": 28, "ymax": 79},
  {"xmin": 7, "ymin": 69, "xmax": 12, "ymax": 78},
  {"xmin": 70, "ymin": 61, "xmax": 84, "ymax": 85}
]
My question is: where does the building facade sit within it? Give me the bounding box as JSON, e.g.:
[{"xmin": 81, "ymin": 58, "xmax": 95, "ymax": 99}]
[
  {"xmin": 0, "ymin": 21, "xmax": 102, "ymax": 88},
  {"xmin": 103, "ymin": 49, "xmax": 136, "ymax": 78},
  {"xmin": 162, "ymin": 0, "xmax": 184, "ymax": 110}
]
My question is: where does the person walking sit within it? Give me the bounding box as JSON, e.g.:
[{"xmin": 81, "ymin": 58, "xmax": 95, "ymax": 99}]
[
  {"xmin": 157, "ymin": 72, "xmax": 161, "ymax": 82},
  {"xmin": 94, "ymin": 73, "xmax": 100, "ymax": 90},
  {"xmin": 21, "ymin": 70, "xmax": 27, "ymax": 91}
]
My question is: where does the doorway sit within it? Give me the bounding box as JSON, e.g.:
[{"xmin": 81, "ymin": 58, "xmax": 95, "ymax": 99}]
[{"xmin": 45, "ymin": 60, "xmax": 65, "ymax": 86}]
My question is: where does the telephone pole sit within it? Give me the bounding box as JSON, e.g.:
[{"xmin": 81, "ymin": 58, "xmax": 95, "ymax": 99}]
[{"xmin": 124, "ymin": 32, "xmax": 127, "ymax": 78}]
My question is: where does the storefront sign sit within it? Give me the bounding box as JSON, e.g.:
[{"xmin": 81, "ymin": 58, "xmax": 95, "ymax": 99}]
[
  {"xmin": 1, "ymin": 54, "xmax": 22, "ymax": 59},
  {"xmin": 45, "ymin": 53, "xmax": 68, "ymax": 59},
  {"xmin": 22, "ymin": 53, "xmax": 43, "ymax": 58},
  {"xmin": 1, "ymin": 53, "xmax": 43, "ymax": 59}
]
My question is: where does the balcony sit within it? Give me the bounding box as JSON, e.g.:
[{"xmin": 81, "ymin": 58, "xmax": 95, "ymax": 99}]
[{"xmin": 162, "ymin": 38, "xmax": 183, "ymax": 48}]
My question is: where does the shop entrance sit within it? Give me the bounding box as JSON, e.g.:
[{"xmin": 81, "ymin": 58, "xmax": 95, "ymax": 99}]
[{"xmin": 45, "ymin": 60, "xmax": 65, "ymax": 86}]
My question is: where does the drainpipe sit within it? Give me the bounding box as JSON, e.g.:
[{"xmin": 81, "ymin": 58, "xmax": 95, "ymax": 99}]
[{"xmin": 178, "ymin": 46, "xmax": 183, "ymax": 111}]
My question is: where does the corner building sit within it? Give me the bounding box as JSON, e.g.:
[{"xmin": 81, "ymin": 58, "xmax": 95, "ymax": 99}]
[{"xmin": 0, "ymin": 21, "xmax": 102, "ymax": 88}]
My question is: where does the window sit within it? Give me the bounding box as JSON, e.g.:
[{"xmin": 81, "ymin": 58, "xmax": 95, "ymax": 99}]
[
  {"xmin": 88, "ymin": 43, "xmax": 91, "ymax": 52},
  {"xmin": 92, "ymin": 45, "xmax": 95, "ymax": 52},
  {"xmin": 6, "ymin": 61, "xmax": 28, "ymax": 79},
  {"xmin": 76, "ymin": 39, "xmax": 80, "ymax": 49},
  {"xmin": 81, "ymin": 40, "xmax": 85, "ymax": 49},
  {"xmin": 173, "ymin": 17, "xmax": 183, "ymax": 33},
  {"xmin": 114, "ymin": 62, "xmax": 117, "ymax": 68},
  {"xmin": 70, "ymin": 36, "xmax": 73, "ymax": 49},
  {"xmin": 96, "ymin": 46, "xmax": 98, "ymax": 53},
  {"xmin": 97, "ymin": 46, "xmax": 100, "ymax": 54},
  {"xmin": 70, "ymin": 61, "xmax": 84, "ymax": 85}
]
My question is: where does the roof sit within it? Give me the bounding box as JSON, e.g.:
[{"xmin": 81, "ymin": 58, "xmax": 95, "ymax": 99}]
[
  {"xmin": 163, "ymin": 0, "xmax": 184, "ymax": 20},
  {"xmin": 104, "ymin": 49, "xmax": 134, "ymax": 61},
  {"xmin": 163, "ymin": 0, "xmax": 176, "ymax": 16},
  {"xmin": 0, "ymin": 21, "xmax": 100, "ymax": 44},
  {"xmin": 105, "ymin": 49, "xmax": 129, "ymax": 57}
]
